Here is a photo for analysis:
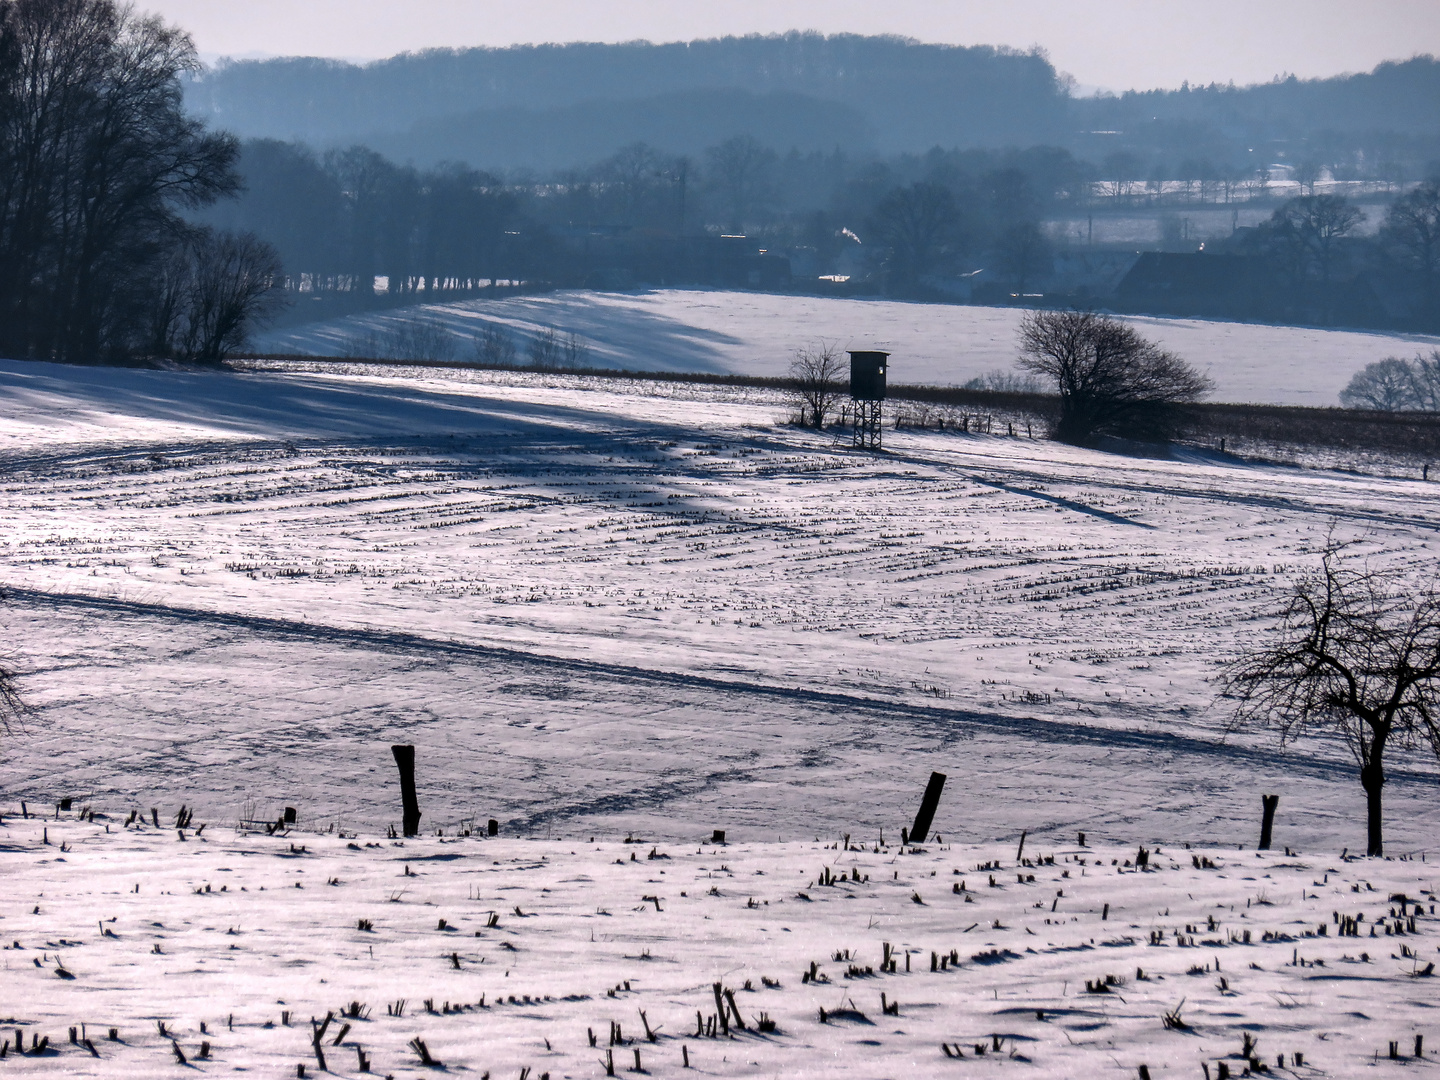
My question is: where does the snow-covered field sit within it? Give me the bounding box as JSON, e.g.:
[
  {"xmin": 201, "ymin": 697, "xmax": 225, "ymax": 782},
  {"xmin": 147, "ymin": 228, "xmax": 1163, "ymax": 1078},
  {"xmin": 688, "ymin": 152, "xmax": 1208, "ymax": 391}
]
[
  {"xmin": 2, "ymin": 354, "xmax": 1439, "ymax": 1076},
  {"xmin": 3, "ymin": 817, "xmax": 1436, "ymax": 1079},
  {"xmin": 253, "ymin": 289, "xmax": 1440, "ymax": 407}
]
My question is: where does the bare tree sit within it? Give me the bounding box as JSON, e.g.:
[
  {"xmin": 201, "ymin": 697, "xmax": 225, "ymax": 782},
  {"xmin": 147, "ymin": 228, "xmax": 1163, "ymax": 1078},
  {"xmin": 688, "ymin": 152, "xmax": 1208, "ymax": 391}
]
[
  {"xmin": 0, "ymin": 0, "xmax": 239, "ymax": 361},
  {"xmin": 1016, "ymin": 309, "xmax": 1213, "ymax": 443},
  {"xmin": 1270, "ymin": 194, "xmax": 1363, "ymax": 288},
  {"xmin": 1415, "ymin": 350, "xmax": 1440, "ymax": 412},
  {"xmin": 146, "ymin": 228, "xmax": 285, "ymax": 361},
  {"xmin": 1339, "ymin": 357, "xmax": 1422, "ymax": 411},
  {"xmin": 0, "ymin": 589, "xmax": 27, "ymax": 733},
  {"xmin": 1100, "ymin": 151, "xmax": 1143, "ymax": 199},
  {"xmin": 788, "ymin": 341, "xmax": 846, "ymax": 428},
  {"xmin": 1381, "ymin": 177, "xmax": 1440, "ymax": 302},
  {"xmin": 867, "ymin": 181, "xmax": 965, "ymax": 293},
  {"xmin": 1339, "ymin": 351, "xmax": 1440, "ymax": 411},
  {"xmin": 1294, "ymin": 160, "xmax": 1323, "ymax": 197},
  {"xmin": 1221, "ymin": 543, "xmax": 1440, "ymax": 856},
  {"xmin": 992, "ymin": 221, "xmax": 1053, "ymax": 295},
  {"xmin": 703, "ymin": 135, "xmax": 776, "ymax": 234},
  {"xmin": 527, "ymin": 327, "xmax": 563, "ymax": 369},
  {"xmin": 474, "ymin": 322, "xmax": 517, "ymax": 366},
  {"xmin": 562, "ymin": 331, "xmax": 590, "ymax": 368},
  {"xmin": 183, "ymin": 230, "xmax": 286, "ymax": 361}
]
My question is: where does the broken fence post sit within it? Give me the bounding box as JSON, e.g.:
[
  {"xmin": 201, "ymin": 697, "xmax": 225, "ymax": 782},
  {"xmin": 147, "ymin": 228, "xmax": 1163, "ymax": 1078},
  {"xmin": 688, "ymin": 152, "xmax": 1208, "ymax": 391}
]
[
  {"xmin": 390, "ymin": 745, "xmax": 422, "ymax": 838},
  {"xmin": 909, "ymin": 771, "xmax": 947, "ymax": 845},
  {"xmin": 1258, "ymin": 794, "xmax": 1279, "ymax": 851}
]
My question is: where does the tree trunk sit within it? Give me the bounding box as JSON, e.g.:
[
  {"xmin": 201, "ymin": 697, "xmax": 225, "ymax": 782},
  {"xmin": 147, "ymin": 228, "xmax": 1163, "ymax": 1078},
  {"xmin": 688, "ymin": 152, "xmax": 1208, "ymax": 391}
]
[{"xmin": 1361, "ymin": 761, "xmax": 1385, "ymax": 857}]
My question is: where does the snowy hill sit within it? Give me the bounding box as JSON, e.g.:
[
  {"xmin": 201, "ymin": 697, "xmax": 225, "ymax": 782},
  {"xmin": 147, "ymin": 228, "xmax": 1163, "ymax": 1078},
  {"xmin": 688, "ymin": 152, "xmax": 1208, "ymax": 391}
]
[{"xmin": 252, "ymin": 290, "xmax": 1440, "ymax": 408}]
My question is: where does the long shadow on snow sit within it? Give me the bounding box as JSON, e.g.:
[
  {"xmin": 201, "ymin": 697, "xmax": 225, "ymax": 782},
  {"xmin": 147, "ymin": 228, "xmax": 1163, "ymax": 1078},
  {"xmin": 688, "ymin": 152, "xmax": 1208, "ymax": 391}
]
[
  {"xmin": 0, "ymin": 358, "xmax": 751, "ymax": 445},
  {"xmin": 875, "ymin": 439, "xmax": 1440, "ymax": 534},
  {"xmin": 258, "ymin": 289, "xmax": 751, "ymax": 375}
]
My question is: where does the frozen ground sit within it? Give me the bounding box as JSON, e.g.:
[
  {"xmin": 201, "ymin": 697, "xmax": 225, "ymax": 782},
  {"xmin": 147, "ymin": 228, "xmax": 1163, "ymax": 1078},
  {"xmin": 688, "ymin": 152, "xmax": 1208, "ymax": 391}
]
[
  {"xmin": 0, "ymin": 817, "xmax": 1435, "ymax": 1079},
  {"xmin": 1, "ymin": 355, "xmax": 1439, "ymax": 1076},
  {"xmin": 252, "ymin": 289, "xmax": 1440, "ymax": 407}
]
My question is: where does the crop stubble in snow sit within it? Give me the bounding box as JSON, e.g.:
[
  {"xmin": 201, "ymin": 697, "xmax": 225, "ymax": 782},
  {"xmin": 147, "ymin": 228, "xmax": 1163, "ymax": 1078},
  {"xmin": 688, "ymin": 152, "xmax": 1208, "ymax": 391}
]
[{"xmin": 0, "ymin": 818, "xmax": 1437, "ymax": 1078}]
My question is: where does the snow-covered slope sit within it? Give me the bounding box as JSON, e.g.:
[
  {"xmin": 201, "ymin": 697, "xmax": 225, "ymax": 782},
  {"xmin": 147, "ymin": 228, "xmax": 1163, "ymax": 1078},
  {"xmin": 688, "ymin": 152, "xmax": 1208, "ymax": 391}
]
[{"xmin": 252, "ymin": 290, "xmax": 1440, "ymax": 406}]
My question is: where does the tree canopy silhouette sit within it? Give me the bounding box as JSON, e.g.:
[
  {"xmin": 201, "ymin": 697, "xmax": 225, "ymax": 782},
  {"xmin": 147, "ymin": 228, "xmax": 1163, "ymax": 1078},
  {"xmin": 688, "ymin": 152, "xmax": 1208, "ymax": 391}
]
[{"xmin": 0, "ymin": 0, "xmax": 281, "ymax": 362}]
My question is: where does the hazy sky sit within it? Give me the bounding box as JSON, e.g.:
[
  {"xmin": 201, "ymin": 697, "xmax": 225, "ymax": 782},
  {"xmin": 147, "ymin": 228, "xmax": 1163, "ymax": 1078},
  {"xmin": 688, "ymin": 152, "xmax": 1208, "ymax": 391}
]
[{"xmin": 153, "ymin": 0, "xmax": 1440, "ymax": 93}]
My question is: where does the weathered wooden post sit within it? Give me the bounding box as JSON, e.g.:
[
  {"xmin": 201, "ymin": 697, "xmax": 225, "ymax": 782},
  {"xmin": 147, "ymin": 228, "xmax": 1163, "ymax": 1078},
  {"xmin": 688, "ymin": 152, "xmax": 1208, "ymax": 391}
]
[
  {"xmin": 1258, "ymin": 794, "xmax": 1279, "ymax": 850},
  {"xmin": 391, "ymin": 745, "xmax": 421, "ymax": 837},
  {"xmin": 909, "ymin": 771, "xmax": 947, "ymax": 844}
]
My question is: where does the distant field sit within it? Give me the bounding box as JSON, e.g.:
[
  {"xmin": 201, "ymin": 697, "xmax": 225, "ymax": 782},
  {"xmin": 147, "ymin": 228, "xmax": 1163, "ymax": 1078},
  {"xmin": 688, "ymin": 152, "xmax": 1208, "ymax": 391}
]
[{"xmin": 253, "ymin": 289, "xmax": 1440, "ymax": 407}]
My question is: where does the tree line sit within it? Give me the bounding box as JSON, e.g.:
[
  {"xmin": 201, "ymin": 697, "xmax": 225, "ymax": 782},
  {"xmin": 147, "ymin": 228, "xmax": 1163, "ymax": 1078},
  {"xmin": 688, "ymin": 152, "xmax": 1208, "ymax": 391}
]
[
  {"xmin": 186, "ymin": 39, "xmax": 1440, "ymax": 184},
  {"xmin": 0, "ymin": 0, "xmax": 282, "ymax": 364},
  {"xmin": 1180, "ymin": 183, "xmax": 1440, "ymax": 330},
  {"xmin": 202, "ymin": 135, "xmax": 1092, "ymax": 304},
  {"xmin": 207, "ymin": 132, "xmax": 1440, "ymax": 330}
]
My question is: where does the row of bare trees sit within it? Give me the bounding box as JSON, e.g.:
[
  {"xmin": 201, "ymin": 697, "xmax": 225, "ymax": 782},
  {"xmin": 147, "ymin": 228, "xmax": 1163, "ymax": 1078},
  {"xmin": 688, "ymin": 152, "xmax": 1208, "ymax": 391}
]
[{"xmin": 0, "ymin": 0, "xmax": 283, "ymax": 362}]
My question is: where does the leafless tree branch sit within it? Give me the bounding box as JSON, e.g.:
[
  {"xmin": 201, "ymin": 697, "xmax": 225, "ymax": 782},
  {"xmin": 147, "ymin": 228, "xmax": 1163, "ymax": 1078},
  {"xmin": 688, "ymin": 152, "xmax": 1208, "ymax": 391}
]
[{"xmin": 1220, "ymin": 537, "xmax": 1440, "ymax": 855}]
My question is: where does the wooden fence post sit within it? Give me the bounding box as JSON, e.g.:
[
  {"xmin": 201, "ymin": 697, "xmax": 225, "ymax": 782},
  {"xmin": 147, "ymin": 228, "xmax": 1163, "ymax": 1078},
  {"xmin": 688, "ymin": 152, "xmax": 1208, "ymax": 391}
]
[
  {"xmin": 909, "ymin": 772, "xmax": 947, "ymax": 844},
  {"xmin": 391, "ymin": 745, "xmax": 421, "ymax": 838}
]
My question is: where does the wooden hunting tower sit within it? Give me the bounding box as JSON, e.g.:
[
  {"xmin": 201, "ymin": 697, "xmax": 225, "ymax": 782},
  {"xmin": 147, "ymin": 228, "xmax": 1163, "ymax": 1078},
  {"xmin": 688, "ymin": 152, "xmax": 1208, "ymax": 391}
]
[{"xmin": 849, "ymin": 350, "xmax": 889, "ymax": 449}]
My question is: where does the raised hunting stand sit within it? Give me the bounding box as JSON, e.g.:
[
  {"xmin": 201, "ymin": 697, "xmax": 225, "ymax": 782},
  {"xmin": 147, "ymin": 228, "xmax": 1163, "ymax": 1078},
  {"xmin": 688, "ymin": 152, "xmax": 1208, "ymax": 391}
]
[{"xmin": 849, "ymin": 350, "xmax": 889, "ymax": 450}]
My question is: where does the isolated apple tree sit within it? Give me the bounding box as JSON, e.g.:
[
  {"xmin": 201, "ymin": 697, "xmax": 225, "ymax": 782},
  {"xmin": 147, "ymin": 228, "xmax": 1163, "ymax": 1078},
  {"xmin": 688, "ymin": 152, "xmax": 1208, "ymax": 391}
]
[
  {"xmin": 1016, "ymin": 309, "xmax": 1213, "ymax": 444},
  {"xmin": 1221, "ymin": 543, "xmax": 1440, "ymax": 856}
]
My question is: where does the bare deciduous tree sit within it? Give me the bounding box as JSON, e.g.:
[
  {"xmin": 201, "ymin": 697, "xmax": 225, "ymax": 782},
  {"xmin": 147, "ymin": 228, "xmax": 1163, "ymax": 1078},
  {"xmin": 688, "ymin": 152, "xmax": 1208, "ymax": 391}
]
[
  {"xmin": 1270, "ymin": 194, "xmax": 1363, "ymax": 289},
  {"xmin": 1016, "ymin": 309, "xmax": 1213, "ymax": 443},
  {"xmin": 474, "ymin": 322, "xmax": 517, "ymax": 366},
  {"xmin": 0, "ymin": 0, "xmax": 239, "ymax": 361},
  {"xmin": 867, "ymin": 181, "xmax": 965, "ymax": 293},
  {"xmin": 704, "ymin": 135, "xmax": 775, "ymax": 234},
  {"xmin": 788, "ymin": 341, "xmax": 846, "ymax": 428},
  {"xmin": 1339, "ymin": 353, "xmax": 1440, "ymax": 411},
  {"xmin": 1221, "ymin": 543, "xmax": 1440, "ymax": 856},
  {"xmin": 562, "ymin": 332, "xmax": 590, "ymax": 369},
  {"xmin": 0, "ymin": 589, "xmax": 27, "ymax": 733},
  {"xmin": 158, "ymin": 229, "xmax": 285, "ymax": 361},
  {"xmin": 1381, "ymin": 177, "xmax": 1440, "ymax": 307},
  {"xmin": 527, "ymin": 327, "xmax": 563, "ymax": 369}
]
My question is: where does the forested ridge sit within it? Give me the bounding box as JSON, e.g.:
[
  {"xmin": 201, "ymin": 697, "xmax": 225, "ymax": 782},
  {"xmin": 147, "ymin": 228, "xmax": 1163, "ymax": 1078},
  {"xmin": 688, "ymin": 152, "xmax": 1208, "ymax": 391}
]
[{"xmin": 186, "ymin": 36, "xmax": 1440, "ymax": 174}]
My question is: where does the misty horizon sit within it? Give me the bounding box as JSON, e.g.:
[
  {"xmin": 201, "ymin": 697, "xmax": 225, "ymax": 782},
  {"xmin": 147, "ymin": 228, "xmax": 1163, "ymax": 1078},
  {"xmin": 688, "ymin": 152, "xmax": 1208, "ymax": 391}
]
[{"xmin": 195, "ymin": 35, "xmax": 1439, "ymax": 101}]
